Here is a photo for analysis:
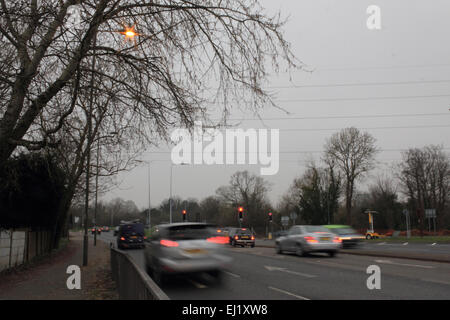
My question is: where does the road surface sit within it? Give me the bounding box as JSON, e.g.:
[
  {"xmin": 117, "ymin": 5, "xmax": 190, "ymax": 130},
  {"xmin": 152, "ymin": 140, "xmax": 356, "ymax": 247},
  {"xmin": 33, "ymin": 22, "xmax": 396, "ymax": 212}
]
[{"xmin": 97, "ymin": 232, "xmax": 450, "ymax": 300}]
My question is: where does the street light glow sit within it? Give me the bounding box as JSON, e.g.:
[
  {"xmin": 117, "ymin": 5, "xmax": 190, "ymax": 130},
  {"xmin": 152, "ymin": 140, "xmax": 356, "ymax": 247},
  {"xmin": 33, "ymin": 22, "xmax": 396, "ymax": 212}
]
[{"xmin": 120, "ymin": 25, "xmax": 139, "ymax": 41}]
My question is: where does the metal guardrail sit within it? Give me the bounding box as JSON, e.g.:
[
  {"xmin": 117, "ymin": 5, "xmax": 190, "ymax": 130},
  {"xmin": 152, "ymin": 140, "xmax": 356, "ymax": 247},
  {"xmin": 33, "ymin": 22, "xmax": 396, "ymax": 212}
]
[{"xmin": 110, "ymin": 247, "xmax": 170, "ymax": 300}]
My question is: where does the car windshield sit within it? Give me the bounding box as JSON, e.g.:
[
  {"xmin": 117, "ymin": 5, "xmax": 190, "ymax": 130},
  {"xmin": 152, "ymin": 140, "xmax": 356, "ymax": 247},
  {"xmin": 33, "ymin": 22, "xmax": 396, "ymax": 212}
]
[
  {"xmin": 334, "ymin": 228, "xmax": 358, "ymax": 235},
  {"xmin": 304, "ymin": 226, "xmax": 329, "ymax": 233},
  {"xmin": 167, "ymin": 224, "xmax": 215, "ymax": 240},
  {"xmin": 236, "ymin": 229, "xmax": 252, "ymax": 235},
  {"xmin": 121, "ymin": 223, "xmax": 144, "ymax": 235}
]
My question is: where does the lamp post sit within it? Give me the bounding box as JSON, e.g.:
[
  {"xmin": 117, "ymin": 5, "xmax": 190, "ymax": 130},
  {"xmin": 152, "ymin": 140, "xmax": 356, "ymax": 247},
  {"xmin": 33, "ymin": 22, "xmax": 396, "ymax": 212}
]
[{"xmin": 93, "ymin": 132, "xmax": 118, "ymax": 246}]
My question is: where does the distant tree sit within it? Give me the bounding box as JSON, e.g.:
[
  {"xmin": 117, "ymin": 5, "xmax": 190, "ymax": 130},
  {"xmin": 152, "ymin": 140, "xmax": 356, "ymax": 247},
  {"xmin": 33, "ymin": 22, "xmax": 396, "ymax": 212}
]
[
  {"xmin": 324, "ymin": 127, "xmax": 378, "ymax": 225},
  {"xmin": 216, "ymin": 170, "xmax": 272, "ymax": 232},
  {"xmin": 288, "ymin": 163, "xmax": 342, "ymax": 225},
  {"xmin": 398, "ymin": 145, "xmax": 450, "ymax": 232}
]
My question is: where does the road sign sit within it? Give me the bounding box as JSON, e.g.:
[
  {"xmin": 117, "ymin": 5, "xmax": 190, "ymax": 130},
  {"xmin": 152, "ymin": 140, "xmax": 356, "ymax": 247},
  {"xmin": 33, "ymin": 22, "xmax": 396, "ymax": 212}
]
[
  {"xmin": 425, "ymin": 209, "xmax": 436, "ymax": 218},
  {"xmin": 281, "ymin": 216, "xmax": 289, "ymax": 227}
]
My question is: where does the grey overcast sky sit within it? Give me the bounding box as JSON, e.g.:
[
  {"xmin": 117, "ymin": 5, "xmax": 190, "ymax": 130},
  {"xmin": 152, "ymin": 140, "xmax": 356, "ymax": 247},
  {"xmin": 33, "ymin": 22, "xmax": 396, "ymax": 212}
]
[{"xmin": 104, "ymin": 0, "xmax": 450, "ymax": 210}]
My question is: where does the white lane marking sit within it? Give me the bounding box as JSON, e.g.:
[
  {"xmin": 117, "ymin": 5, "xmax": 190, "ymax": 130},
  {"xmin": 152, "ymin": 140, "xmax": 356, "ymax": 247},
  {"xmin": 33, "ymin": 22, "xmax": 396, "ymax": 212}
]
[
  {"xmin": 264, "ymin": 265, "xmax": 317, "ymax": 278},
  {"xmin": 224, "ymin": 271, "xmax": 241, "ymax": 278},
  {"xmin": 403, "ymin": 242, "xmax": 409, "ymax": 245},
  {"xmin": 374, "ymin": 259, "xmax": 435, "ymax": 269},
  {"xmin": 420, "ymin": 278, "xmax": 450, "ymax": 286},
  {"xmin": 377, "ymin": 242, "xmax": 386, "ymax": 245},
  {"xmin": 188, "ymin": 279, "xmax": 208, "ymax": 289},
  {"xmin": 431, "ymin": 243, "xmax": 437, "ymax": 246},
  {"xmin": 268, "ymin": 286, "xmax": 310, "ymax": 300}
]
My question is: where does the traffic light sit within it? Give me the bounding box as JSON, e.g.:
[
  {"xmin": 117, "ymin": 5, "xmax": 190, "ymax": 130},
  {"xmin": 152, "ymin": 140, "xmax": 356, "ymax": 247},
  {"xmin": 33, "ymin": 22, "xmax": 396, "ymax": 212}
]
[
  {"xmin": 238, "ymin": 206, "xmax": 244, "ymax": 220},
  {"xmin": 268, "ymin": 212, "xmax": 273, "ymax": 222},
  {"xmin": 182, "ymin": 209, "xmax": 187, "ymax": 222}
]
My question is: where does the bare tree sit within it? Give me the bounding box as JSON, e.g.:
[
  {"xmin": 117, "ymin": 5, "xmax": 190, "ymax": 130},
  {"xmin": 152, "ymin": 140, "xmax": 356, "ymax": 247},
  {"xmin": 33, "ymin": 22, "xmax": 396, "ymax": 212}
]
[
  {"xmin": 0, "ymin": 0, "xmax": 298, "ymax": 169},
  {"xmin": 216, "ymin": 170, "xmax": 272, "ymax": 231},
  {"xmin": 324, "ymin": 127, "xmax": 378, "ymax": 225},
  {"xmin": 398, "ymin": 145, "xmax": 450, "ymax": 233}
]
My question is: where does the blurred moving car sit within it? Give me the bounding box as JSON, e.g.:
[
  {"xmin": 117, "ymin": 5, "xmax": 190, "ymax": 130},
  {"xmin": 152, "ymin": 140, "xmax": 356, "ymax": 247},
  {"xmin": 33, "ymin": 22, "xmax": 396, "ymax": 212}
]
[
  {"xmin": 102, "ymin": 226, "xmax": 110, "ymax": 232},
  {"xmin": 144, "ymin": 223, "xmax": 231, "ymax": 285},
  {"xmin": 323, "ymin": 225, "xmax": 365, "ymax": 248},
  {"xmin": 117, "ymin": 220, "xmax": 146, "ymax": 249},
  {"xmin": 113, "ymin": 226, "xmax": 120, "ymax": 236},
  {"xmin": 229, "ymin": 228, "xmax": 255, "ymax": 247},
  {"xmin": 91, "ymin": 227, "xmax": 101, "ymax": 235},
  {"xmin": 275, "ymin": 225, "xmax": 342, "ymax": 257}
]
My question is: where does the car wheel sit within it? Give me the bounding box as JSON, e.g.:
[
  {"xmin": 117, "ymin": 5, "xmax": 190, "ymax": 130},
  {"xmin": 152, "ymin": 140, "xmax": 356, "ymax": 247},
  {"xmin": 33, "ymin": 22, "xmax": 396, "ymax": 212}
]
[
  {"xmin": 295, "ymin": 244, "xmax": 305, "ymax": 257},
  {"xmin": 251, "ymin": 244, "xmax": 255, "ymax": 248},
  {"xmin": 232, "ymin": 240, "xmax": 236, "ymax": 247},
  {"xmin": 366, "ymin": 234, "xmax": 372, "ymax": 240},
  {"xmin": 207, "ymin": 270, "xmax": 223, "ymax": 284},
  {"xmin": 328, "ymin": 251, "xmax": 336, "ymax": 257}
]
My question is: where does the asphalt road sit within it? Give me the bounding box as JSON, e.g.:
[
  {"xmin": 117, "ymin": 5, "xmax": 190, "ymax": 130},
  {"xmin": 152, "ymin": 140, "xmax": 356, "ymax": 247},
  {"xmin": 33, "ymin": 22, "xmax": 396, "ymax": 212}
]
[{"xmin": 96, "ymin": 232, "xmax": 450, "ymax": 300}]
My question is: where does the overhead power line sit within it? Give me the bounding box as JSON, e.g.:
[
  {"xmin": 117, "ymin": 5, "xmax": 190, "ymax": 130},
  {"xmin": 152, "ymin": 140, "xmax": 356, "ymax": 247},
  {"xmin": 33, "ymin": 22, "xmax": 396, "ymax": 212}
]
[
  {"xmin": 222, "ymin": 112, "xmax": 450, "ymax": 122},
  {"xmin": 260, "ymin": 79, "xmax": 450, "ymax": 90}
]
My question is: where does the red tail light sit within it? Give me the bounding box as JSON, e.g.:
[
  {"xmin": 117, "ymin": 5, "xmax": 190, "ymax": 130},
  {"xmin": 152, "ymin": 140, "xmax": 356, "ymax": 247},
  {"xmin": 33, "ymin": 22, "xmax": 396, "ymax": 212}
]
[
  {"xmin": 251, "ymin": 235, "xmax": 255, "ymax": 240},
  {"xmin": 304, "ymin": 236, "xmax": 318, "ymax": 243},
  {"xmin": 207, "ymin": 236, "xmax": 229, "ymax": 244},
  {"xmin": 144, "ymin": 236, "xmax": 147, "ymax": 240},
  {"xmin": 333, "ymin": 237, "xmax": 342, "ymax": 243},
  {"xmin": 120, "ymin": 237, "xmax": 125, "ymax": 241},
  {"xmin": 160, "ymin": 239, "xmax": 179, "ymax": 247},
  {"xmin": 234, "ymin": 235, "xmax": 239, "ymax": 240}
]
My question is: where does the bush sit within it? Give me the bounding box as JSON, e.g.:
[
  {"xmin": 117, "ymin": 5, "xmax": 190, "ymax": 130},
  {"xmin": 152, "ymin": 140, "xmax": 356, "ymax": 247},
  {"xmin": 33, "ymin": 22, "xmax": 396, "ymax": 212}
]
[{"xmin": 0, "ymin": 152, "xmax": 67, "ymax": 229}]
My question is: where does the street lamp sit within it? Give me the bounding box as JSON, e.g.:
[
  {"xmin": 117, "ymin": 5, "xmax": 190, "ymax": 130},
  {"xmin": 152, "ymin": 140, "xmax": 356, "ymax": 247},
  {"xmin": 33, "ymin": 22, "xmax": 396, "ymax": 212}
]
[{"xmin": 93, "ymin": 132, "xmax": 118, "ymax": 246}]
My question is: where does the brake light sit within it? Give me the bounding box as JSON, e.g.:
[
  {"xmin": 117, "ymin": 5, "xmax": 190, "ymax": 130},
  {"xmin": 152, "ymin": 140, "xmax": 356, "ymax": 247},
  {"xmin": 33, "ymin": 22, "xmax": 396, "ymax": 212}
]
[
  {"xmin": 120, "ymin": 237, "xmax": 125, "ymax": 241},
  {"xmin": 333, "ymin": 237, "xmax": 342, "ymax": 243},
  {"xmin": 160, "ymin": 239, "xmax": 179, "ymax": 247},
  {"xmin": 251, "ymin": 235, "xmax": 255, "ymax": 240},
  {"xmin": 234, "ymin": 235, "xmax": 239, "ymax": 240},
  {"xmin": 207, "ymin": 236, "xmax": 228, "ymax": 244},
  {"xmin": 304, "ymin": 236, "xmax": 318, "ymax": 243}
]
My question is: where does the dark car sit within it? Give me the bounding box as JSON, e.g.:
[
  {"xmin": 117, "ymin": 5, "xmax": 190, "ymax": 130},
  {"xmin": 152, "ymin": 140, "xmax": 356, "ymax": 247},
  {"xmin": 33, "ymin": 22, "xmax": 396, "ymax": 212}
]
[
  {"xmin": 117, "ymin": 221, "xmax": 146, "ymax": 249},
  {"xmin": 229, "ymin": 228, "xmax": 255, "ymax": 247},
  {"xmin": 322, "ymin": 225, "xmax": 365, "ymax": 248}
]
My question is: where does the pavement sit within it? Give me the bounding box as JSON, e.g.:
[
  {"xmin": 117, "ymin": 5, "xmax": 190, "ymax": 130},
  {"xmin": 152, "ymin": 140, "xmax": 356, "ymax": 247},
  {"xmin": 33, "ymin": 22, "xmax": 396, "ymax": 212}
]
[{"xmin": 0, "ymin": 232, "xmax": 117, "ymax": 300}]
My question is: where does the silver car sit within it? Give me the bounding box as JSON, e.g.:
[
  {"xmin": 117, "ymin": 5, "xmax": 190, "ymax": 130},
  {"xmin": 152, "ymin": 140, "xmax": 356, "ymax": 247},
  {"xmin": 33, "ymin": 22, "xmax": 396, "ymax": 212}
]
[
  {"xmin": 144, "ymin": 223, "xmax": 232, "ymax": 285},
  {"xmin": 275, "ymin": 225, "xmax": 342, "ymax": 257}
]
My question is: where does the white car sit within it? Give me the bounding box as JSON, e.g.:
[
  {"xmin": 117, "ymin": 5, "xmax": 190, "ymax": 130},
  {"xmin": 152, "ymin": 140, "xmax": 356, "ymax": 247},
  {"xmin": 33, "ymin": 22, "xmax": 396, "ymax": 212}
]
[
  {"xmin": 144, "ymin": 223, "xmax": 232, "ymax": 285},
  {"xmin": 275, "ymin": 225, "xmax": 342, "ymax": 257}
]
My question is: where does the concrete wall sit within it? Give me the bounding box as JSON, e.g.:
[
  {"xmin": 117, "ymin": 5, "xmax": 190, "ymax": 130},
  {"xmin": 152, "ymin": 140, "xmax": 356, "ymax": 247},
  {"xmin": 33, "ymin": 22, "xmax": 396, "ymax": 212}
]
[{"xmin": 0, "ymin": 229, "xmax": 52, "ymax": 272}]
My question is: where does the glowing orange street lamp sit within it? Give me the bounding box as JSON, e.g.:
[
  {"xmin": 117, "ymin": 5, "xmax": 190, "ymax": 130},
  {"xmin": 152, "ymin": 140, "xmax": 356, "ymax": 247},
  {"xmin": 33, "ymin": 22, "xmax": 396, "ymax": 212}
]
[{"xmin": 119, "ymin": 25, "xmax": 139, "ymax": 43}]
